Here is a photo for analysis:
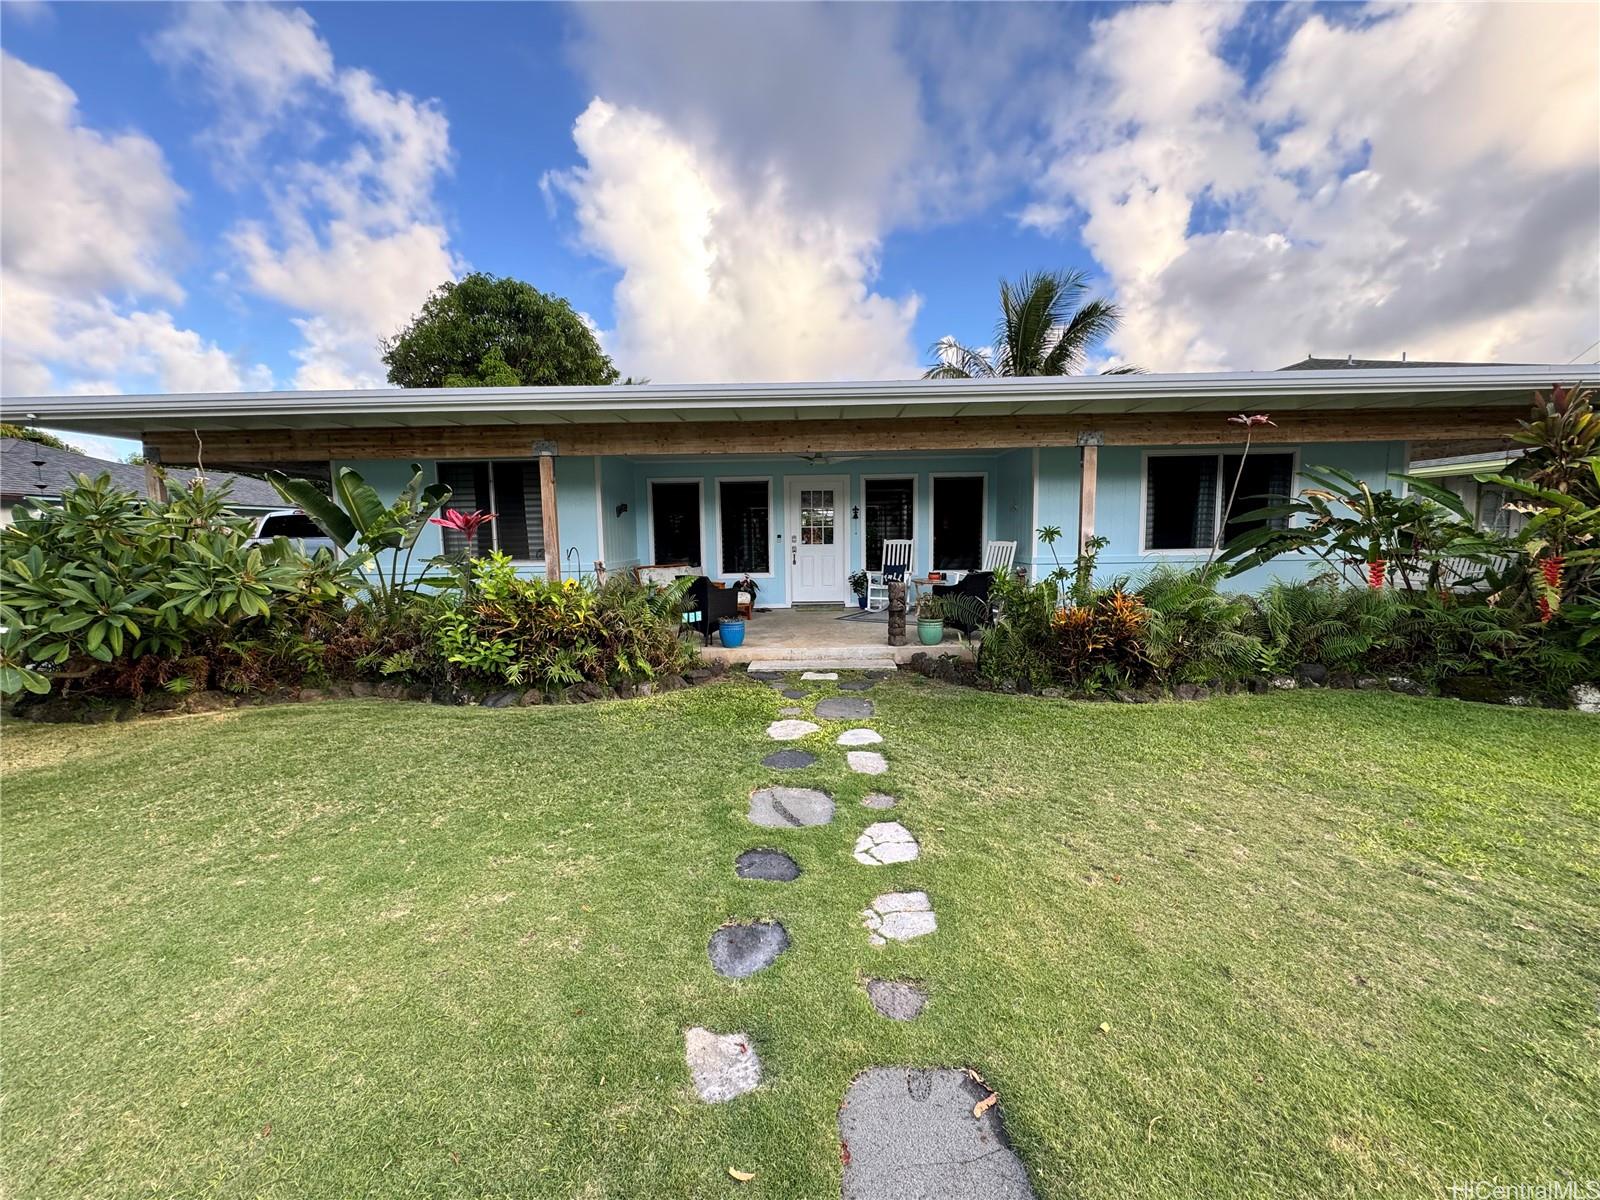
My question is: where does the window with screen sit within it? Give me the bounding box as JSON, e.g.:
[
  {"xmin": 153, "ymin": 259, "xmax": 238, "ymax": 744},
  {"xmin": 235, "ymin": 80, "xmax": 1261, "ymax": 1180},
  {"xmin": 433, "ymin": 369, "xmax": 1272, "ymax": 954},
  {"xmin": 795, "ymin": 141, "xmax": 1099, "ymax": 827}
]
[
  {"xmin": 932, "ymin": 476, "xmax": 983, "ymax": 571},
  {"xmin": 436, "ymin": 461, "xmax": 543, "ymax": 559},
  {"xmin": 651, "ymin": 481, "xmax": 702, "ymax": 566},
  {"xmin": 718, "ymin": 480, "xmax": 770, "ymax": 574},
  {"xmin": 864, "ymin": 478, "xmax": 913, "ymax": 570},
  {"xmin": 1145, "ymin": 452, "xmax": 1293, "ymax": 551}
]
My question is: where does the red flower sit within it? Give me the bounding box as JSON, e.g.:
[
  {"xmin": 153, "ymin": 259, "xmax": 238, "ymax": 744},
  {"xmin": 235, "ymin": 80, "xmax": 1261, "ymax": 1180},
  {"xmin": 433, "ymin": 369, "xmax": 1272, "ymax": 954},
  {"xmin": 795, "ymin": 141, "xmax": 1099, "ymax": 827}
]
[
  {"xmin": 431, "ymin": 509, "xmax": 496, "ymax": 541},
  {"xmin": 1367, "ymin": 559, "xmax": 1387, "ymax": 589}
]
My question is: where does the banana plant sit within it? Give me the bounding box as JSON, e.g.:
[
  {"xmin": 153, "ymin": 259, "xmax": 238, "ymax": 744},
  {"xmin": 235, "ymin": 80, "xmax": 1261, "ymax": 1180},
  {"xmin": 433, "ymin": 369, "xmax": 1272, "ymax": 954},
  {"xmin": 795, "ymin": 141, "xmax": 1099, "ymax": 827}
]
[{"xmin": 267, "ymin": 464, "xmax": 451, "ymax": 617}]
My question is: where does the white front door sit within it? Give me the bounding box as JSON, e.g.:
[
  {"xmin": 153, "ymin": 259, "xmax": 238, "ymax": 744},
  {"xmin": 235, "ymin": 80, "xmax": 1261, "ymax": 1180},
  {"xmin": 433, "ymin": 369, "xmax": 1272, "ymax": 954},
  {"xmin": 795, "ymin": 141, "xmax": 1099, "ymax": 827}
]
[{"xmin": 785, "ymin": 475, "xmax": 847, "ymax": 603}]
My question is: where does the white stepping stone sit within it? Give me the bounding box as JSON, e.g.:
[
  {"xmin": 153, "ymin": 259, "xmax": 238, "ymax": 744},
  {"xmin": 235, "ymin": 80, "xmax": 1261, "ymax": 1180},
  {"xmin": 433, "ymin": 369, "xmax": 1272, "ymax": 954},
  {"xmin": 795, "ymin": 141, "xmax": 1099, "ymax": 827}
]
[
  {"xmin": 847, "ymin": 750, "xmax": 888, "ymax": 775},
  {"xmin": 684, "ymin": 1027, "xmax": 762, "ymax": 1103},
  {"xmin": 837, "ymin": 728, "xmax": 883, "ymax": 747},
  {"xmin": 853, "ymin": 821, "xmax": 920, "ymax": 866},
  {"xmin": 766, "ymin": 719, "xmax": 820, "ymax": 741},
  {"xmin": 748, "ymin": 787, "xmax": 835, "ymax": 828},
  {"xmin": 862, "ymin": 891, "xmax": 936, "ymax": 945},
  {"xmin": 800, "ymin": 671, "xmax": 839, "ymax": 681}
]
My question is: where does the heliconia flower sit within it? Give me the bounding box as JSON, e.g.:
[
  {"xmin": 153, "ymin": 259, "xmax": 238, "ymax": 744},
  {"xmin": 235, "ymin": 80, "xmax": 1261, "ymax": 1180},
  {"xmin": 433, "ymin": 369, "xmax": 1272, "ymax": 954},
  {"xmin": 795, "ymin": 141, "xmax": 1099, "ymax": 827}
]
[
  {"xmin": 1367, "ymin": 559, "xmax": 1387, "ymax": 589},
  {"xmin": 430, "ymin": 509, "xmax": 497, "ymax": 540},
  {"xmin": 1229, "ymin": 413, "xmax": 1276, "ymax": 428}
]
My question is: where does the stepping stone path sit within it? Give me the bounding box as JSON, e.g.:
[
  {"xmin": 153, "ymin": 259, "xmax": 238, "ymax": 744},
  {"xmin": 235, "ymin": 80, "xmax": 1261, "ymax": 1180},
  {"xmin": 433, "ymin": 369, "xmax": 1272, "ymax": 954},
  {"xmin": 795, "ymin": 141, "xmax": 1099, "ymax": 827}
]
[
  {"xmin": 766, "ymin": 718, "xmax": 820, "ymax": 741},
  {"xmin": 684, "ymin": 1027, "xmax": 762, "ymax": 1103},
  {"xmin": 853, "ymin": 821, "xmax": 919, "ymax": 865},
  {"xmin": 864, "ymin": 978, "xmax": 927, "ymax": 1021},
  {"xmin": 749, "ymin": 670, "xmax": 784, "ymax": 682},
  {"xmin": 708, "ymin": 920, "xmax": 790, "ymax": 978},
  {"xmin": 847, "ymin": 750, "xmax": 889, "ymax": 775},
  {"xmin": 748, "ymin": 786, "xmax": 835, "ymax": 828},
  {"xmin": 837, "ymin": 728, "xmax": 883, "ymax": 746},
  {"xmin": 862, "ymin": 792, "xmax": 898, "ymax": 810},
  {"xmin": 801, "ymin": 671, "xmax": 838, "ymax": 681},
  {"xmin": 778, "ymin": 706, "xmax": 805, "ymax": 717},
  {"xmin": 735, "ymin": 848, "xmax": 800, "ymax": 882},
  {"xmin": 762, "ymin": 748, "xmax": 817, "ymax": 770},
  {"xmin": 780, "ymin": 687, "xmax": 808, "ymax": 699},
  {"xmin": 816, "ymin": 697, "xmax": 875, "ymax": 721},
  {"xmin": 862, "ymin": 891, "xmax": 936, "ymax": 945},
  {"xmin": 839, "ymin": 1068, "xmax": 1035, "ymax": 1198},
  {"xmin": 837, "ymin": 679, "xmax": 874, "ymax": 692}
]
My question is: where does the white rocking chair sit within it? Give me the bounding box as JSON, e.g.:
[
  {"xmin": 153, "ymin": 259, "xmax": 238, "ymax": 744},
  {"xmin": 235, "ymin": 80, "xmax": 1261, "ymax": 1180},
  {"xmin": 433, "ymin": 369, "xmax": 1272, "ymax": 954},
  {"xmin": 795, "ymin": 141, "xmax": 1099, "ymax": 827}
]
[
  {"xmin": 865, "ymin": 538, "xmax": 914, "ymax": 611},
  {"xmin": 981, "ymin": 540, "xmax": 1018, "ymax": 574}
]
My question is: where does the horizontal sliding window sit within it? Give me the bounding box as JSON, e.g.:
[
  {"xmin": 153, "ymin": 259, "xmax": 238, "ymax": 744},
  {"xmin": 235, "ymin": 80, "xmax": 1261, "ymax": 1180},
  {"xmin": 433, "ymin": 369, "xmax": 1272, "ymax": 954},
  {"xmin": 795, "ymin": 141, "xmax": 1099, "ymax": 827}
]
[
  {"xmin": 719, "ymin": 480, "xmax": 770, "ymax": 574},
  {"xmin": 1145, "ymin": 452, "xmax": 1293, "ymax": 551},
  {"xmin": 437, "ymin": 460, "xmax": 543, "ymax": 560}
]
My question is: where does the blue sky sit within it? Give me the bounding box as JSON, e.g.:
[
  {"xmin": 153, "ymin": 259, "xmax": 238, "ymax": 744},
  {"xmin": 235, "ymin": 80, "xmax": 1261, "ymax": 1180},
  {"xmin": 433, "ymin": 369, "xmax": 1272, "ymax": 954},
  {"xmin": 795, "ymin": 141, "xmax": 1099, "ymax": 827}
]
[{"xmin": 2, "ymin": 0, "xmax": 1596, "ymax": 411}]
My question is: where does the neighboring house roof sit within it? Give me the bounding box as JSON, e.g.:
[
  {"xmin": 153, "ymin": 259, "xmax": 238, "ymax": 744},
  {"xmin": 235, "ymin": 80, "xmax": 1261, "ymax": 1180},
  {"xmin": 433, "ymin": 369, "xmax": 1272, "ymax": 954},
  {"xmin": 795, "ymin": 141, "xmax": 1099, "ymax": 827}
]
[
  {"xmin": 0, "ymin": 438, "xmax": 283, "ymax": 508},
  {"xmin": 1278, "ymin": 356, "xmax": 1533, "ymax": 371},
  {"xmin": 0, "ymin": 365, "xmax": 1583, "ymax": 437},
  {"xmin": 1409, "ymin": 449, "xmax": 1525, "ymax": 478}
]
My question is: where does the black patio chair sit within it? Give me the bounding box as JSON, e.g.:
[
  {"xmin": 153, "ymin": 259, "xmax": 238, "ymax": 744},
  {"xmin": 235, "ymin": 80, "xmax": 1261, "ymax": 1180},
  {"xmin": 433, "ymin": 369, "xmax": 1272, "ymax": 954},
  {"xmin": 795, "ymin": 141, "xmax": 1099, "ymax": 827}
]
[
  {"xmin": 680, "ymin": 575, "xmax": 741, "ymax": 645},
  {"xmin": 931, "ymin": 570, "xmax": 995, "ymax": 633}
]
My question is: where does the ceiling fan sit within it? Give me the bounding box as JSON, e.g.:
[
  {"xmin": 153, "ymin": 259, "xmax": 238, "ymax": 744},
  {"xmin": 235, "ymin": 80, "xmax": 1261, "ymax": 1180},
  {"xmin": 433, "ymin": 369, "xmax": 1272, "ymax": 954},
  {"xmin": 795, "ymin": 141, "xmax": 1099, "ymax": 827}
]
[{"xmin": 793, "ymin": 451, "xmax": 867, "ymax": 466}]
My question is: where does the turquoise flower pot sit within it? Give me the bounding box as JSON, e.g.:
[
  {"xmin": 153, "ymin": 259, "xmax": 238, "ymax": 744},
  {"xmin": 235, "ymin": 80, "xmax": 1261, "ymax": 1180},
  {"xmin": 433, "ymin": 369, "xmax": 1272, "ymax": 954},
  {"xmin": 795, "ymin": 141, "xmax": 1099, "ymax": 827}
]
[{"xmin": 719, "ymin": 618, "xmax": 746, "ymax": 648}]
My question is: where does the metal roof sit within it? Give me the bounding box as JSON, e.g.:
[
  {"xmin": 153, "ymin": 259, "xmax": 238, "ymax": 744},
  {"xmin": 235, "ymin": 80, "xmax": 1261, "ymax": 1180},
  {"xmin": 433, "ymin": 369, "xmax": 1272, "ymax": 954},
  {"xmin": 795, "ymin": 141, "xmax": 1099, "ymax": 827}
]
[
  {"xmin": 0, "ymin": 438, "xmax": 284, "ymax": 508},
  {"xmin": 1, "ymin": 365, "xmax": 1585, "ymax": 438}
]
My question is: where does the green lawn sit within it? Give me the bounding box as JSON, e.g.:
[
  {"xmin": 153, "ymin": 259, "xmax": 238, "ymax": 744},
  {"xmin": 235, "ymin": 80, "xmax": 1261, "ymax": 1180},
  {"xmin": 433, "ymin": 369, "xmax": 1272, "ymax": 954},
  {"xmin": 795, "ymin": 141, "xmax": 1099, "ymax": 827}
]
[{"xmin": 3, "ymin": 680, "xmax": 1598, "ymax": 1198}]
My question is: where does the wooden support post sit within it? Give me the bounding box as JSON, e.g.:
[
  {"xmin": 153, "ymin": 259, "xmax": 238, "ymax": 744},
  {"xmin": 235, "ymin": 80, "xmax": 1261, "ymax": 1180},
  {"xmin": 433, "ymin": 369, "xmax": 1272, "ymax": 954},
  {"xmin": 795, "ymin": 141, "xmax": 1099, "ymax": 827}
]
[
  {"xmin": 536, "ymin": 441, "xmax": 561, "ymax": 582},
  {"xmin": 142, "ymin": 446, "xmax": 167, "ymax": 503},
  {"xmin": 1077, "ymin": 438, "xmax": 1099, "ymax": 556}
]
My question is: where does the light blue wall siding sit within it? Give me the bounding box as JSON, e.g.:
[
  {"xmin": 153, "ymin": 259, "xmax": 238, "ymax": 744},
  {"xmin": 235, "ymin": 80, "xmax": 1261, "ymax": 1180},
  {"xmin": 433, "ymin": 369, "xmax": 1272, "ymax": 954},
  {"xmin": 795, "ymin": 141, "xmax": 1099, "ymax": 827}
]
[{"xmin": 1031, "ymin": 440, "xmax": 1409, "ymax": 589}]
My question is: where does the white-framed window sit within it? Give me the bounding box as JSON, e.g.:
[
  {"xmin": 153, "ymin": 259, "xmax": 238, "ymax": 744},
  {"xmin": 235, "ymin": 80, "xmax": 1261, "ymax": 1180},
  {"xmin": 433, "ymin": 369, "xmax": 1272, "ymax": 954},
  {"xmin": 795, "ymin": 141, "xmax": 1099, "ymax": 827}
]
[
  {"xmin": 648, "ymin": 478, "xmax": 704, "ymax": 567},
  {"xmin": 437, "ymin": 460, "xmax": 543, "ymax": 561},
  {"xmin": 716, "ymin": 477, "xmax": 772, "ymax": 576},
  {"xmin": 931, "ymin": 473, "xmax": 985, "ymax": 571},
  {"xmin": 1141, "ymin": 449, "xmax": 1297, "ymax": 553}
]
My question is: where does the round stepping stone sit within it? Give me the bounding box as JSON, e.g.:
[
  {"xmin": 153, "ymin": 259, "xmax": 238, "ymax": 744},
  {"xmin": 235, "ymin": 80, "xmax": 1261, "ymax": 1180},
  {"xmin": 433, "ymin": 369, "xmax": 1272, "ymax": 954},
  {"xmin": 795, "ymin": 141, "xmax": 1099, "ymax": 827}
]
[
  {"xmin": 837, "ymin": 679, "xmax": 874, "ymax": 691},
  {"xmin": 816, "ymin": 697, "xmax": 874, "ymax": 720},
  {"xmin": 839, "ymin": 1068, "xmax": 1033, "ymax": 1198},
  {"xmin": 837, "ymin": 727, "xmax": 883, "ymax": 747},
  {"xmin": 853, "ymin": 821, "xmax": 919, "ymax": 865},
  {"xmin": 862, "ymin": 891, "xmax": 936, "ymax": 945},
  {"xmin": 847, "ymin": 750, "xmax": 888, "ymax": 775},
  {"xmin": 800, "ymin": 671, "xmax": 838, "ymax": 681},
  {"xmin": 864, "ymin": 978, "xmax": 927, "ymax": 1021},
  {"xmin": 762, "ymin": 748, "xmax": 817, "ymax": 770},
  {"xmin": 708, "ymin": 920, "xmax": 789, "ymax": 978},
  {"xmin": 685, "ymin": 1027, "xmax": 762, "ymax": 1103},
  {"xmin": 748, "ymin": 786, "xmax": 834, "ymax": 827},
  {"xmin": 778, "ymin": 706, "xmax": 805, "ymax": 717},
  {"xmin": 735, "ymin": 848, "xmax": 800, "ymax": 882},
  {"xmin": 864, "ymin": 669, "xmax": 894, "ymax": 680},
  {"xmin": 766, "ymin": 718, "xmax": 820, "ymax": 741},
  {"xmin": 748, "ymin": 670, "xmax": 784, "ymax": 682},
  {"xmin": 780, "ymin": 688, "xmax": 807, "ymax": 699},
  {"xmin": 862, "ymin": 793, "xmax": 898, "ymax": 810}
]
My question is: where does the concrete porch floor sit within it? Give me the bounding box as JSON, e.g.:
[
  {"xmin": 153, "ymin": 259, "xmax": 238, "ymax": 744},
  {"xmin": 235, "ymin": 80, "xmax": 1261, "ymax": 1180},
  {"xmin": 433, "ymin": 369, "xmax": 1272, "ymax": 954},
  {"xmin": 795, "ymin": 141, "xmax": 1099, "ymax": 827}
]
[{"xmin": 697, "ymin": 605, "xmax": 975, "ymax": 666}]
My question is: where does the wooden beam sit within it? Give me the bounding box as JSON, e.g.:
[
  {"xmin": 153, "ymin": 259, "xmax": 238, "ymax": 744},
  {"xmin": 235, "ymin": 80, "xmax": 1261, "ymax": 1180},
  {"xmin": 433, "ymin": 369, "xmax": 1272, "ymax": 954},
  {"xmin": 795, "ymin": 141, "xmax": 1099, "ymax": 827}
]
[
  {"xmin": 142, "ymin": 405, "xmax": 1520, "ymax": 465},
  {"xmin": 1078, "ymin": 443, "xmax": 1098, "ymax": 557},
  {"xmin": 537, "ymin": 449, "xmax": 560, "ymax": 583},
  {"xmin": 140, "ymin": 445, "xmax": 167, "ymax": 502}
]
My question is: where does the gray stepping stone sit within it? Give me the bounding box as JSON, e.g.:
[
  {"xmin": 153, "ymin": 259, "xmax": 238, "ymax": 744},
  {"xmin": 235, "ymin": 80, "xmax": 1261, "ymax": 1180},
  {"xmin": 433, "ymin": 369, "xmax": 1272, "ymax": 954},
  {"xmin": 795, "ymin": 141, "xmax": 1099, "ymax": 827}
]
[
  {"xmin": 847, "ymin": 750, "xmax": 888, "ymax": 775},
  {"xmin": 865, "ymin": 978, "xmax": 927, "ymax": 1021},
  {"xmin": 839, "ymin": 1068, "xmax": 1034, "ymax": 1198},
  {"xmin": 762, "ymin": 748, "xmax": 817, "ymax": 770},
  {"xmin": 778, "ymin": 706, "xmax": 805, "ymax": 717},
  {"xmin": 780, "ymin": 688, "xmax": 808, "ymax": 699},
  {"xmin": 838, "ymin": 679, "xmax": 874, "ymax": 691},
  {"xmin": 766, "ymin": 719, "xmax": 820, "ymax": 741},
  {"xmin": 862, "ymin": 793, "xmax": 898, "ymax": 810},
  {"xmin": 748, "ymin": 787, "xmax": 834, "ymax": 827},
  {"xmin": 853, "ymin": 821, "xmax": 919, "ymax": 865},
  {"xmin": 837, "ymin": 727, "xmax": 883, "ymax": 746},
  {"xmin": 684, "ymin": 1027, "xmax": 762, "ymax": 1102},
  {"xmin": 864, "ymin": 669, "xmax": 894, "ymax": 679},
  {"xmin": 708, "ymin": 920, "xmax": 789, "ymax": 978},
  {"xmin": 816, "ymin": 697, "xmax": 875, "ymax": 720},
  {"xmin": 748, "ymin": 670, "xmax": 784, "ymax": 682},
  {"xmin": 735, "ymin": 848, "xmax": 800, "ymax": 882},
  {"xmin": 862, "ymin": 891, "xmax": 936, "ymax": 944}
]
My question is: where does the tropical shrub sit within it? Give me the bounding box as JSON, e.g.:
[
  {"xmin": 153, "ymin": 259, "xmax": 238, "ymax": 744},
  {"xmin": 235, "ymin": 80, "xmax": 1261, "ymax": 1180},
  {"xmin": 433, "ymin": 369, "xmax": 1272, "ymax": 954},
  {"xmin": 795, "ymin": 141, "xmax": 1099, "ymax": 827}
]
[
  {"xmin": 424, "ymin": 555, "xmax": 696, "ymax": 693},
  {"xmin": 1136, "ymin": 565, "xmax": 1262, "ymax": 685},
  {"xmin": 0, "ymin": 474, "xmax": 363, "ymax": 697}
]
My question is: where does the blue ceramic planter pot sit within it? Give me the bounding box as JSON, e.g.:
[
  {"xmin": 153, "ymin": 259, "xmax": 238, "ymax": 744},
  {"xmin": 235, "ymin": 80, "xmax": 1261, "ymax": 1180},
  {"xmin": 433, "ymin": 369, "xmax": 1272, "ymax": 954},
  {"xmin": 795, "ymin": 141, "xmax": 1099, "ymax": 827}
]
[{"xmin": 719, "ymin": 618, "xmax": 746, "ymax": 648}]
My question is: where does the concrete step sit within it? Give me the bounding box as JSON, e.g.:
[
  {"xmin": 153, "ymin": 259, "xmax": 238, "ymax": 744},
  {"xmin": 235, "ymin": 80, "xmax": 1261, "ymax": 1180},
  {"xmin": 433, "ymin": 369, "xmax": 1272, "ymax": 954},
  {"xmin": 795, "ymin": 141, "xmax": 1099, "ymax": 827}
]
[{"xmin": 743, "ymin": 656, "xmax": 901, "ymax": 673}]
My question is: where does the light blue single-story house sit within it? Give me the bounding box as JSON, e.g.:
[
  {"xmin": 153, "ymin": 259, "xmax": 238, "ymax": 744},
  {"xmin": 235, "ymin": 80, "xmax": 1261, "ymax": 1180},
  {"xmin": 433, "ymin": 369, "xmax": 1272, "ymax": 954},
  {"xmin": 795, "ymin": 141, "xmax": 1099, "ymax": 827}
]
[{"xmin": 4, "ymin": 364, "xmax": 1563, "ymax": 603}]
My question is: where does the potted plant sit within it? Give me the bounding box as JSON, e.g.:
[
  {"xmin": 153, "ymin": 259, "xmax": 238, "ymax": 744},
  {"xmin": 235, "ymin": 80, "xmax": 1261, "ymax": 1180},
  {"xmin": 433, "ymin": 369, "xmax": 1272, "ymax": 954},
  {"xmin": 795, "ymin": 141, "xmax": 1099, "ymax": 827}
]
[
  {"xmin": 718, "ymin": 616, "xmax": 746, "ymax": 648},
  {"xmin": 849, "ymin": 569, "xmax": 869, "ymax": 608},
  {"xmin": 915, "ymin": 594, "xmax": 946, "ymax": 645}
]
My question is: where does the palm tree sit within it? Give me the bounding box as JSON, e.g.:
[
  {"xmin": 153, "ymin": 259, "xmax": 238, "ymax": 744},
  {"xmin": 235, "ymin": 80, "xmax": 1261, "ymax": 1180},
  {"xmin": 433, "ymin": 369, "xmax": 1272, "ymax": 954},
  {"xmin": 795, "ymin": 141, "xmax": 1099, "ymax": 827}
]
[{"xmin": 924, "ymin": 268, "xmax": 1133, "ymax": 378}]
